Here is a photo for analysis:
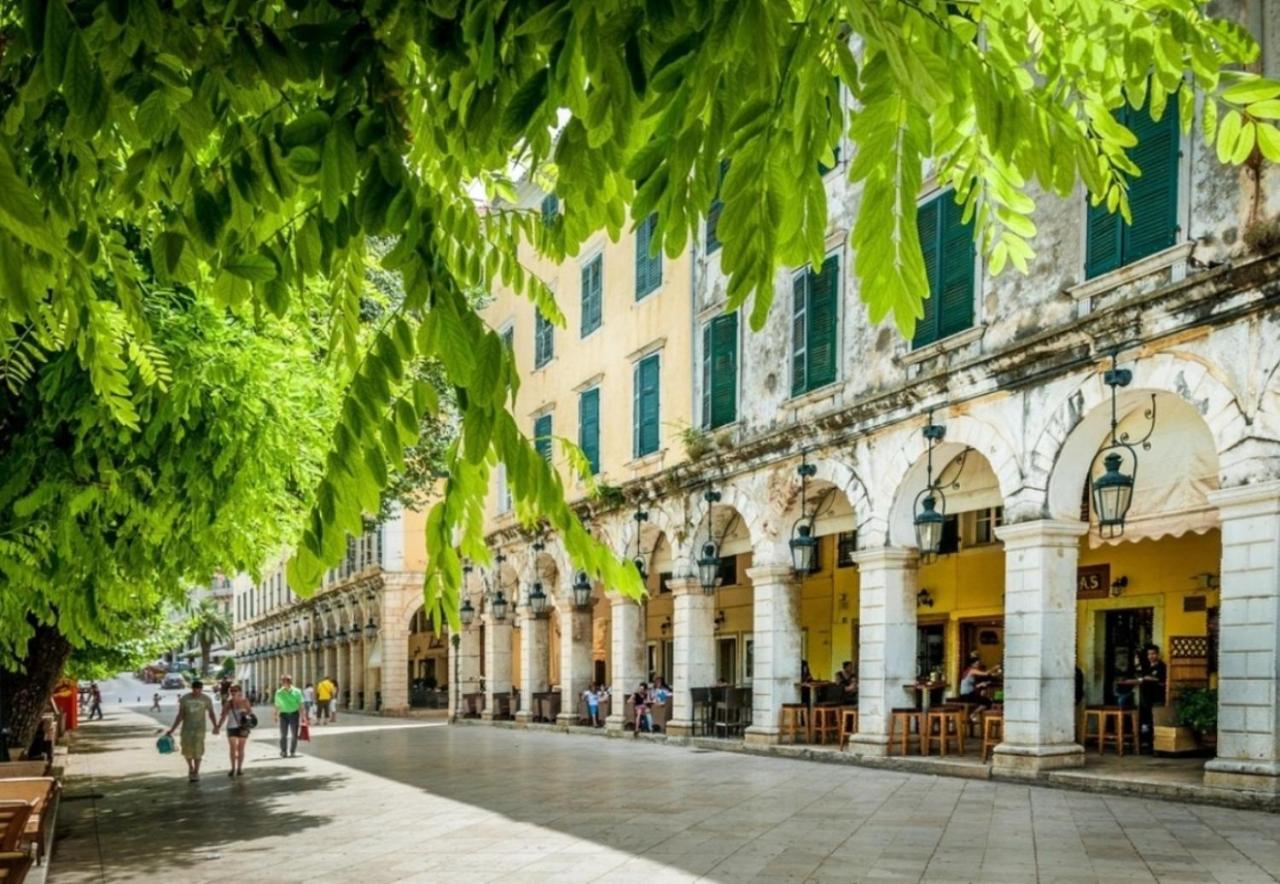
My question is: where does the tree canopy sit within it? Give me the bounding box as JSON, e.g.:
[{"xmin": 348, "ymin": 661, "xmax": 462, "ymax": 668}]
[{"xmin": 1, "ymin": 0, "xmax": 1277, "ymax": 634}]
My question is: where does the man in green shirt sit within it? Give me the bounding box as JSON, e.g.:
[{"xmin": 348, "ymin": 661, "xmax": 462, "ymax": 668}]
[{"xmin": 273, "ymin": 674, "xmax": 309, "ymax": 758}]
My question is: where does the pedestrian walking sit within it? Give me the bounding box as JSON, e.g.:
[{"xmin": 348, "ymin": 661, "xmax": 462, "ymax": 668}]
[
  {"xmin": 216, "ymin": 684, "xmax": 254, "ymax": 777},
  {"xmin": 273, "ymin": 675, "xmax": 308, "ymax": 757},
  {"xmin": 165, "ymin": 680, "xmax": 218, "ymax": 782},
  {"xmin": 330, "ymin": 679, "xmax": 340, "ymax": 722},
  {"xmin": 89, "ymin": 683, "xmax": 104, "ymax": 720},
  {"xmin": 150, "ymin": 692, "xmax": 162, "ymax": 712},
  {"xmin": 303, "ymin": 682, "xmax": 317, "ymax": 718},
  {"xmin": 315, "ymin": 676, "xmax": 334, "ymax": 724}
]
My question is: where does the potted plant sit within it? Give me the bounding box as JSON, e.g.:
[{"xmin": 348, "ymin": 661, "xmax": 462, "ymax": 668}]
[{"xmin": 1174, "ymin": 687, "xmax": 1218, "ymax": 749}]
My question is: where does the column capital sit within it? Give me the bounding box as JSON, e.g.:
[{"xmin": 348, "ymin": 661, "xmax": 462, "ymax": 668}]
[
  {"xmin": 1208, "ymin": 479, "xmax": 1280, "ymax": 519},
  {"xmin": 606, "ymin": 589, "xmax": 642, "ymax": 606},
  {"xmin": 744, "ymin": 563, "xmax": 797, "ymax": 586},
  {"xmin": 849, "ymin": 546, "xmax": 919, "ymax": 569},
  {"xmin": 667, "ymin": 576, "xmax": 706, "ymax": 597},
  {"xmin": 995, "ymin": 518, "xmax": 1087, "ymax": 549}
]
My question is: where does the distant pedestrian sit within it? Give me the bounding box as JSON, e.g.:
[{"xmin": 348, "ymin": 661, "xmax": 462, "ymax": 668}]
[
  {"xmin": 273, "ymin": 675, "xmax": 308, "ymax": 758},
  {"xmin": 165, "ymin": 680, "xmax": 218, "ymax": 782},
  {"xmin": 89, "ymin": 683, "xmax": 104, "ymax": 720},
  {"xmin": 330, "ymin": 680, "xmax": 340, "ymax": 722},
  {"xmin": 216, "ymin": 684, "xmax": 254, "ymax": 777},
  {"xmin": 151, "ymin": 693, "xmax": 162, "ymax": 711},
  {"xmin": 304, "ymin": 683, "xmax": 317, "ymax": 718},
  {"xmin": 315, "ymin": 676, "xmax": 335, "ymax": 724},
  {"xmin": 583, "ymin": 684, "xmax": 602, "ymax": 728}
]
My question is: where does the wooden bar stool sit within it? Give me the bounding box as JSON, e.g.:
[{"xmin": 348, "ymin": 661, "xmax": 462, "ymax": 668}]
[
  {"xmin": 980, "ymin": 709, "xmax": 1003, "ymax": 762},
  {"xmin": 923, "ymin": 706, "xmax": 966, "ymax": 756},
  {"xmin": 889, "ymin": 708, "xmax": 921, "ymax": 755},
  {"xmin": 839, "ymin": 707, "xmax": 859, "ymax": 749},
  {"xmin": 1083, "ymin": 706, "xmax": 1105, "ymax": 753},
  {"xmin": 1100, "ymin": 706, "xmax": 1139, "ymax": 756},
  {"xmin": 779, "ymin": 704, "xmax": 808, "ymax": 744},
  {"xmin": 812, "ymin": 706, "xmax": 841, "ymax": 745}
]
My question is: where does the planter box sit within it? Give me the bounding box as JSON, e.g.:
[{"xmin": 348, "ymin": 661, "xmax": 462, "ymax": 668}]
[{"xmin": 1153, "ymin": 725, "xmax": 1200, "ymax": 755}]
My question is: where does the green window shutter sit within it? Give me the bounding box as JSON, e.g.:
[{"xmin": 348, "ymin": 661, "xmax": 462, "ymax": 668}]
[
  {"xmin": 541, "ymin": 194, "xmax": 559, "ymax": 226},
  {"xmin": 912, "ymin": 196, "xmax": 942, "ymax": 348},
  {"xmin": 634, "ymin": 354, "xmax": 660, "ymax": 458},
  {"xmin": 635, "ymin": 214, "xmax": 662, "ymax": 299},
  {"xmin": 790, "ymin": 273, "xmax": 807, "ymax": 396},
  {"xmin": 535, "ymin": 311, "xmax": 553, "ymax": 367},
  {"xmin": 706, "ymin": 160, "xmax": 729, "ymax": 253},
  {"xmin": 937, "ymin": 197, "xmax": 975, "ymax": 339},
  {"xmin": 581, "ymin": 255, "xmax": 602, "ymax": 336},
  {"xmin": 502, "ymin": 326, "xmax": 514, "ymax": 352},
  {"xmin": 1085, "ymin": 198, "xmax": 1123, "ymax": 278},
  {"xmin": 708, "ymin": 313, "xmax": 738, "ymax": 428},
  {"xmin": 1124, "ymin": 101, "xmax": 1180, "ymax": 263},
  {"xmin": 701, "ymin": 323, "xmax": 712, "ymax": 430},
  {"xmin": 534, "ymin": 413, "xmax": 553, "ymax": 462},
  {"xmin": 578, "ymin": 388, "xmax": 600, "ymax": 475},
  {"xmin": 805, "ymin": 255, "xmax": 839, "ymax": 390}
]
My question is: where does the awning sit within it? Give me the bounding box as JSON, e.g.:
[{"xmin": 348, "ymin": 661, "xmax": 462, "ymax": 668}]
[{"xmin": 367, "ymin": 637, "xmax": 383, "ymax": 669}]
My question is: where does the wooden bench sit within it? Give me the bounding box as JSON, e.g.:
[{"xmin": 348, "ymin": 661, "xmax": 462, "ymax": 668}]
[
  {"xmin": 0, "ymin": 763, "xmax": 50, "ymax": 781},
  {"xmin": 0, "ymin": 802, "xmax": 33, "ymax": 853},
  {"xmin": 0, "ymin": 850, "xmax": 34, "ymax": 884},
  {"xmin": 0, "ymin": 780, "xmax": 59, "ymax": 864}
]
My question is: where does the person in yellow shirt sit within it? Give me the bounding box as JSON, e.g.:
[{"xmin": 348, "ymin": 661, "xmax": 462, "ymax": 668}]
[{"xmin": 315, "ymin": 676, "xmax": 335, "ymax": 724}]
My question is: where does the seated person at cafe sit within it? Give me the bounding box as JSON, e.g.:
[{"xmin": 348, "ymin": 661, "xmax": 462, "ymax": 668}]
[
  {"xmin": 651, "ymin": 677, "xmax": 672, "ymax": 704},
  {"xmin": 632, "ymin": 682, "xmax": 650, "ymax": 736},
  {"xmin": 958, "ymin": 652, "xmax": 999, "ymax": 717},
  {"xmin": 834, "ymin": 661, "xmax": 857, "ymax": 703}
]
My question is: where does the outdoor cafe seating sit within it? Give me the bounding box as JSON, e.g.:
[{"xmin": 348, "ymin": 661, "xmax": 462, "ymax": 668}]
[{"xmin": 691, "ymin": 686, "xmax": 751, "ymax": 737}]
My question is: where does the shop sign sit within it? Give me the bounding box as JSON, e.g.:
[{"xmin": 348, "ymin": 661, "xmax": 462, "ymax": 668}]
[{"xmin": 1077, "ymin": 563, "xmax": 1110, "ymax": 600}]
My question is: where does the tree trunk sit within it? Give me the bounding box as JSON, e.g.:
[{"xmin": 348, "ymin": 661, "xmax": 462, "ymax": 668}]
[
  {"xmin": 0, "ymin": 624, "xmax": 73, "ymax": 752},
  {"xmin": 200, "ymin": 640, "xmax": 211, "ymax": 676}
]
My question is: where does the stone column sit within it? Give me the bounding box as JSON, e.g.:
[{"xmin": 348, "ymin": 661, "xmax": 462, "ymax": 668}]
[
  {"xmin": 849, "ymin": 548, "xmax": 919, "ymax": 756},
  {"xmin": 335, "ymin": 640, "xmax": 350, "ymax": 709},
  {"xmin": 516, "ymin": 610, "xmax": 550, "ymax": 723},
  {"xmin": 362, "ymin": 636, "xmax": 379, "ymax": 712},
  {"xmin": 449, "ymin": 626, "xmax": 481, "ymax": 718},
  {"xmin": 745, "ymin": 563, "xmax": 802, "ymax": 746},
  {"xmin": 1205, "ymin": 481, "xmax": 1280, "ymax": 794},
  {"xmin": 992, "ymin": 519, "xmax": 1087, "ymax": 775},
  {"xmin": 349, "ymin": 636, "xmax": 365, "ymax": 713},
  {"xmin": 557, "ymin": 604, "xmax": 594, "ymax": 726},
  {"xmin": 607, "ymin": 592, "xmax": 646, "ymax": 732},
  {"xmin": 482, "ymin": 614, "xmax": 513, "ymax": 720},
  {"xmin": 668, "ymin": 577, "xmax": 716, "ymax": 737}
]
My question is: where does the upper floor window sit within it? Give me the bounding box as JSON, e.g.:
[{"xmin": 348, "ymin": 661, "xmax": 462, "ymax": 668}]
[
  {"xmin": 701, "ymin": 312, "xmax": 738, "ymax": 429},
  {"xmin": 578, "ymin": 387, "xmax": 600, "ymax": 475},
  {"xmin": 791, "ymin": 254, "xmax": 839, "ymax": 396},
  {"xmin": 534, "ymin": 413, "xmax": 553, "ymax": 462},
  {"xmin": 913, "ymin": 189, "xmax": 975, "ymax": 349},
  {"xmin": 1086, "ymin": 101, "xmax": 1180, "ymax": 278},
  {"xmin": 534, "ymin": 309, "xmax": 554, "ymax": 368},
  {"xmin": 632, "ymin": 352, "xmax": 661, "ymax": 458},
  {"xmin": 581, "ymin": 254, "xmax": 602, "ymax": 336},
  {"xmin": 541, "ymin": 193, "xmax": 559, "ymax": 226},
  {"xmin": 635, "ymin": 213, "xmax": 662, "ymax": 299},
  {"xmin": 495, "ymin": 462, "xmax": 511, "ymax": 514},
  {"xmin": 706, "ymin": 160, "xmax": 729, "ymax": 254},
  {"xmin": 501, "ymin": 325, "xmax": 514, "ymax": 352}
]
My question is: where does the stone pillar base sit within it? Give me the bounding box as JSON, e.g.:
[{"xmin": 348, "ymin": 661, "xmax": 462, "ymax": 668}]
[
  {"xmin": 605, "ymin": 713, "xmax": 628, "ymax": 733},
  {"xmin": 514, "ymin": 711, "xmax": 533, "ymax": 724},
  {"xmin": 847, "ymin": 734, "xmax": 892, "ymax": 757},
  {"xmin": 992, "ymin": 743, "xmax": 1084, "ymax": 776},
  {"xmin": 665, "ymin": 719, "xmax": 697, "ymax": 738},
  {"xmin": 556, "ymin": 712, "xmax": 580, "ymax": 727},
  {"xmin": 1204, "ymin": 759, "xmax": 1280, "ymax": 793},
  {"xmin": 480, "ymin": 711, "xmax": 499, "ymax": 722},
  {"xmin": 744, "ymin": 726, "xmax": 780, "ymax": 747}
]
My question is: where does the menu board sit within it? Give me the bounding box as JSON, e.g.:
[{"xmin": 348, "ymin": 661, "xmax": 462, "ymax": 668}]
[{"xmin": 1077, "ymin": 563, "xmax": 1110, "ymax": 600}]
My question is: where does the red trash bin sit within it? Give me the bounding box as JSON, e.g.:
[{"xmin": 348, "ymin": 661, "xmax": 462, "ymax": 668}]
[{"xmin": 52, "ymin": 680, "xmax": 78, "ymax": 731}]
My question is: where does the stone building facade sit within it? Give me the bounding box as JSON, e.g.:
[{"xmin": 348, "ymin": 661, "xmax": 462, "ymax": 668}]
[{"xmin": 460, "ymin": 1, "xmax": 1280, "ymax": 795}]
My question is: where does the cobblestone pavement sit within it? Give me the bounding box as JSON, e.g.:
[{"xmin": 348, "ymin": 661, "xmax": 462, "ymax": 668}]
[{"xmin": 48, "ymin": 707, "xmax": 1280, "ymax": 883}]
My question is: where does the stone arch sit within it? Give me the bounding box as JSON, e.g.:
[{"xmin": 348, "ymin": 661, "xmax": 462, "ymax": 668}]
[
  {"xmin": 679, "ymin": 478, "xmax": 767, "ymax": 572},
  {"xmin": 755, "ymin": 455, "xmax": 873, "ymax": 565},
  {"xmin": 882, "ymin": 411, "xmax": 1024, "ymax": 548},
  {"xmin": 1034, "ymin": 351, "xmax": 1252, "ymax": 519}
]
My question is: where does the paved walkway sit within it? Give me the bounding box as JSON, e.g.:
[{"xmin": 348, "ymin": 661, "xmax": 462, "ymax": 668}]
[{"xmin": 48, "ymin": 707, "xmax": 1280, "ymax": 883}]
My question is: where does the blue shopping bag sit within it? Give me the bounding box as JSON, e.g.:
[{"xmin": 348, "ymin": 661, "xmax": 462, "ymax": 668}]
[{"xmin": 156, "ymin": 734, "xmax": 175, "ymax": 755}]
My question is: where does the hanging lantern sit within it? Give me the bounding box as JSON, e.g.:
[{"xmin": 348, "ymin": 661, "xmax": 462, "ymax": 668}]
[
  {"xmin": 491, "ymin": 590, "xmax": 508, "ymax": 622},
  {"xmin": 529, "ymin": 581, "xmax": 548, "ymax": 616},
  {"xmin": 459, "ymin": 597, "xmax": 476, "ymax": 627},
  {"xmin": 698, "ymin": 488, "xmax": 723, "ymax": 594},
  {"xmin": 1089, "ymin": 355, "xmax": 1153, "ymax": 539},
  {"xmin": 912, "ymin": 415, "xmax": 949, "ymax": 560},
  {"xmin": 790, "ymin": 459, "xmax": 819, "ymax": 574},
  {"xmin": 364, "ymin": 617, "xmax": 379, "ymax": 640},
  {"xmin": 632, "ymin": 509, "xmax": 650, "ymax": 580},
  {"xmin": 323, "ymin": 630, "xmax": 335, "ymax": 647},
  {"xmin": 572, "ymin": 572, "xmax": 592, "ymax": 609}
]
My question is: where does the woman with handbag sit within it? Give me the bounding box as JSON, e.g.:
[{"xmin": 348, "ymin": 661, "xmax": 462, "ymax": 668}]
[{"xmin": 216, "ymin": 684, "xmax": 256, "ymax": 777}]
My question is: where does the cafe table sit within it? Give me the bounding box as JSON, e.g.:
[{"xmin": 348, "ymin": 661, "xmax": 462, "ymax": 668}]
[
  {"xmin": 903, "ymin": 679, "xmax": 949, "ymax": 717},
  {"xmin": 794, "ymin": 680, "xmax": 835, "ymax": 742}
]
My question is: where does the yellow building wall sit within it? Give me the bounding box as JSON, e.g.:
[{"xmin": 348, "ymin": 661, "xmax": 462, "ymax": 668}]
[
  {"xmin": 481, "ymin": 206, "xmax": 695, "ymax": 527},
  {"xmin": 400, "ymin": 507, "xmax": 428, "ymax": 570}
]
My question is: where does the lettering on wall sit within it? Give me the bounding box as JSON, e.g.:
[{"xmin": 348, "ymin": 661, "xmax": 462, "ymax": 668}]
[{"xmin": 1077, "ymin": 563, "xmax": 1111, "ymax": 600}]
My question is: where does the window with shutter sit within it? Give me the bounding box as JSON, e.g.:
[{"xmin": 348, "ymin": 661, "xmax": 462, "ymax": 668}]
[
  {"xmin": 912, "ymin": 190, "xmax": 974, "ymax": 349},
  {"xmin": 501, "ymin": 325, "xmax": 514, "ymax": 352},
  {"xmin": 701, "ymin": 313, "xmax": 738, "ymax": 429},
  {"xmin": 706, "ymin": 159, "xmax": 729, "ymax": 253},
  {"xmin": 541, "ymin": 193, "xmax": 559, "ymax": 226},
  {"xmin": 534, "ymin": 309, "xmax": 554, "ymax": 367},
  {"xmin": 633, "ymin": 353, "xmax": 661, "ymax": 458},
  {"xmin": 578, "ymin": 388, "xmax": 600, "ymax": 475},
  {"xmin": 790, "ymin": 254, "xmax": 840, "ymax": 395},
  {"xmin": 534, "ymin": 414, "xmax": 553, "ymax": 462},
  {"xmin": 635, "ymin": 214, "xmax": 662, "ymax": 299},
  {"xmin": 1086, "ymin": 100, "xmax": 1180, "ymax": 278},
  {"xmin": 580, "ymin": 254, "xmax": 602, "ymax": 336}
]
